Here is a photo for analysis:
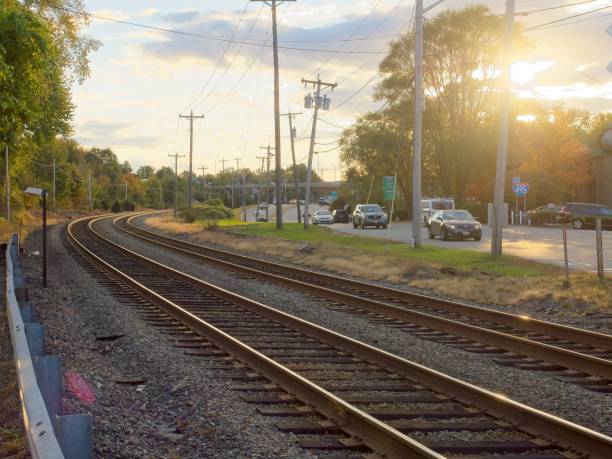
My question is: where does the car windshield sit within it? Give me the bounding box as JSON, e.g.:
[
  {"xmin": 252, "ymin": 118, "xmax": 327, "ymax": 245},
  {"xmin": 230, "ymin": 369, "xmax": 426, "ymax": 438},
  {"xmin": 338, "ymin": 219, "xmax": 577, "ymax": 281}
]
[
  {"xmin": 315, "ymin": 210, "xmax": 330, "ymax": 215},
  {"xmin": 443, "ymin": 210, "xmax": 474, "ymax": 221},
  {"xmin": 362, "ymin": 205, "xmax": 382, "ymax": 213}
]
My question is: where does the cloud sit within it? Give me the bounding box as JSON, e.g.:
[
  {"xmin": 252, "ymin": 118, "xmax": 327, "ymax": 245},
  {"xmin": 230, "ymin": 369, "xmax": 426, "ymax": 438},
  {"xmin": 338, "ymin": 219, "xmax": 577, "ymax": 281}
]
[
  {"xmin": 160, "ymin": 10, "xmax": 201, "ymax": 24},
  {"xmin": 75, "ymin": 120, "xmax": 165, "ymax": 150}
]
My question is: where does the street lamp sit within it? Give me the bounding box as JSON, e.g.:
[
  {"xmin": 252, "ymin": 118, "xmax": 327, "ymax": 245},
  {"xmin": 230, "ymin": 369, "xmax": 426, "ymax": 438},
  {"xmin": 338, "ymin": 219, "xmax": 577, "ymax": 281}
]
[{"xmin": 24, "ymin": 187, "xmax": 47, "ymax": 288}]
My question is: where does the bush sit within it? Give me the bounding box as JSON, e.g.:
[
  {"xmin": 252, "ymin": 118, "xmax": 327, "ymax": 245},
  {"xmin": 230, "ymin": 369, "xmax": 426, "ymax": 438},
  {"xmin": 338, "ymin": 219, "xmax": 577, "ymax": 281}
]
[
  {"xmin": 393, "ymin": 209, "xmax": 409, "ymax": 221},
  {"xmin": 206, "ymin": 198, "xmax": 223, "ymax": 207},
  {"xmin": 461, "ymin": 201, "xmax": 487, "ymax": 222},
  {"xmin": 180, "ymin": 204, "xmax": 233, "ymax": 223},
  {"xmin": 121, "ymin": 201, "xmax": 135, "ymax": 211},
  {"xmin": 111, "ymin": 200, "xmax": 121, "ymax": 213}
]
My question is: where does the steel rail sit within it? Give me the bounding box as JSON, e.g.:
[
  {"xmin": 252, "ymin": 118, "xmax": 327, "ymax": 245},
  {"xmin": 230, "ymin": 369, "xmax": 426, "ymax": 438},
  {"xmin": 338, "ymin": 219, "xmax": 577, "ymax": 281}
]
[
  {"xmin": 116, "ymin": 213, "xmax": 612, "ymax": 380},
  {"xmin": 71, "ymin": 215, "xmax": 612, "ymax": 458},
  {"xmin": 125, "ymin": 212, "xmax": 612, "ymax": 351},
  {"xmin": 67, "ymin": 216, "xmax": 441, "ymax": 459}
]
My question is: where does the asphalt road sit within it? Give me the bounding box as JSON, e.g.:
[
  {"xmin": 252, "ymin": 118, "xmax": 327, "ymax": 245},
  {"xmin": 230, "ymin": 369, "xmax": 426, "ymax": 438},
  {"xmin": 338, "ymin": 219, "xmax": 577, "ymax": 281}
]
[{"xmin": 245, "ymin": 204, "xmax": 611, "ymax": 274}]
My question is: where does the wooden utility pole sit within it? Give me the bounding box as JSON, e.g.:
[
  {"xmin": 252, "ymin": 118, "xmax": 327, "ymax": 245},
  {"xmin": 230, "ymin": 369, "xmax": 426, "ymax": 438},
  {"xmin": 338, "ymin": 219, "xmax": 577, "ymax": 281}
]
[
  {"xmin": 179, "ymin": 110, "xmax": 204, "ymax": 211},
  {"xmin": 169, "ymin": 153, "xmax": 185, "ymax": 218},
  {"xmin": 301, "ymin": 75, "xmax": 337, "ymax": 229},
  {"xmin": 260, "ymin": 145, "xmax": 274, "ymax": 221},
  {"xmin": 5, "ymin": 145, "xmax": 10, "ymax": 223},
  {"xmin": 281, "ymin": 110, "xmax": 302, "ymax": 223},
  {"xmin": 199, "ymin": 166, "xmax": 209, "ymax": 202},
  {"xmin": 251, "ymin": 0, "xmax": 296, "ymax": 228},
  {"xmin": 256, "ymin": 155, "xmax": 266, "ymax": 221}
]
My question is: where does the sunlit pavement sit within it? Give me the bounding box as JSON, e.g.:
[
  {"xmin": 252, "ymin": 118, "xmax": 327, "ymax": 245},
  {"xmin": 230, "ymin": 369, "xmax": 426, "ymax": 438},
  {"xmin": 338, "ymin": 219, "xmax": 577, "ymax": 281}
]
[
  {"xmin": 331, "ymin": 221, "xmax": 612, "ymax": 274},
  {"xmin": 242, "ymin": 205, "xmax": 611, "ymax": 274}
]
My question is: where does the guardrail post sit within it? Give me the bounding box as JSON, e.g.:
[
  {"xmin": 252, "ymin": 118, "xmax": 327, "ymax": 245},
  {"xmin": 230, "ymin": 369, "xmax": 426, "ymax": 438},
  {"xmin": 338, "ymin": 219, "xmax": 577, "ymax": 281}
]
[
  {"xmin": 20, "ymin": 301, "xmax": 35, "ymax": 322},
  {"xmin": 56, "ymin": 414, "xmax": 93, "ymax": 459},
  {"xmin": 25, "ymin": 322, "xmax": 45, "ymax": 357},
  {"xmin": 34, "ymin": 355, "xmax": 63, "ymax": 424}
]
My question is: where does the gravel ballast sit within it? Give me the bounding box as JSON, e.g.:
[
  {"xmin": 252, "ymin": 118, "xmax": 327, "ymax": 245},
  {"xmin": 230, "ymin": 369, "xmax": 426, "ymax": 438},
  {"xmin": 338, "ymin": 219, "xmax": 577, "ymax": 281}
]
[
  {"xmin": 94, "ymin": 216, "xmax": 612, "ymax": 436},
  {"xmin": 21, "ymin": 223, "xmax": 314, "ymax": 458}
]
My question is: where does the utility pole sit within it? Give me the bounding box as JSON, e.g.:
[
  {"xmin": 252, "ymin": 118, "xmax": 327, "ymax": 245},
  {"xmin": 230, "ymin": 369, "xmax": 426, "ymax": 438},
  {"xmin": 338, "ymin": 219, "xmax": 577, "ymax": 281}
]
[
  {"xmin": 199, "ymin": 166, "xmax": 208, "ymax": 202},
  {"xmin": 251, "ymin": 0, "xmax": 296, "ymax": 228},
  {"xmin": 301, "ymin": 75, "xmax": 337, "ymax": 229},
  {"xmin": 179, "ymin": 110, "xmax": 204, "ymax": 211},
  {"xmin": 281, "ymin": 110, "xmax": 303, "ymax": 223},
  {"xmin": 124, "ymin": 180, "xmax": 128, "ymax": 202},
  {"xmin": 260, "ymin": 146, "xmax": 274, "ymax": 221},
  {"xmin": 52, "ymin": 157, "xmax": 56, "ymax": 212},
  {"xmin": 256, "ymin": 155, "xmax": 266, "ymax": 221},
  {"xmin": 491, "ymin": 0, "xmax": 515, "ymax": 256},
  {"xmin": 87, "ymin": 171, "xmax": 92, "ymax": 212},
  {"xmin": 169, "ymin": 153, "xmax": 185, "ymax": 218},
  {"xmin": 5, "ymin": 145, "xmax": 10, "ymax": 223},
  {"xmin": 412, "ymin": 0, "xmax": 445, "ymax": 247},
  {"xmin": 234, "ymin": 157, "xmax": 241, "ymax": 212},
  {"xmin": 159, "ymin": 182, "xmax": 163, "ymax": 208}
]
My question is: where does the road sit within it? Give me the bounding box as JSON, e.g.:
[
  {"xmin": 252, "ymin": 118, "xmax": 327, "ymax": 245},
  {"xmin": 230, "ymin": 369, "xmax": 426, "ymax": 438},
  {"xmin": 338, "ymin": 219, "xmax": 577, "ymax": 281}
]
[{"xmin": 243, "ymin": 204, "xmax": 611, "ymax": 274}]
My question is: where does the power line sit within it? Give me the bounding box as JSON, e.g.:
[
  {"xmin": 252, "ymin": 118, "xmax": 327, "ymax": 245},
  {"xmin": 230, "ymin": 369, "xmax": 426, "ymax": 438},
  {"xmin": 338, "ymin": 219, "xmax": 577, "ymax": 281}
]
[
  {"xmin": 526, "ymin": 11, "xmax": 612, "ymax": 30},
  {"xmin": 516, "ymin": 0, "xmax": 603, "ymax": 16},
  {"xmin": 525, "ymin": 4, "xmax": 612, "ymax": 31},
  {"xmin": 187, "ymin": 1, "xmax": 251, "ymax": 111},
  {"xmin": 50, "ymin": 5, "xmax": 387, "ymax": 55}
]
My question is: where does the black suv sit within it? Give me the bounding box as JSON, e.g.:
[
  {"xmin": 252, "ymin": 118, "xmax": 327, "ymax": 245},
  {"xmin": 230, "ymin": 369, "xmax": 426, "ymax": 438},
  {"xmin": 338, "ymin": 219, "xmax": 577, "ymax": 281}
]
[
  {"xmin": 557, "ymin": 203, "xmax": 612, "ymax": 230},
  {"xmin": 332, "ymin": 209, "xmax": 349, "ymax": 223}
]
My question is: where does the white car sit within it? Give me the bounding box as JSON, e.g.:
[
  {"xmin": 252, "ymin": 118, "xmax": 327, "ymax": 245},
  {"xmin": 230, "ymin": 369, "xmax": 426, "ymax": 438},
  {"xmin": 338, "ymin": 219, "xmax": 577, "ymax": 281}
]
[{"xmin": 312, "ymin": 209, "xmax": 333, "ymax": 225}]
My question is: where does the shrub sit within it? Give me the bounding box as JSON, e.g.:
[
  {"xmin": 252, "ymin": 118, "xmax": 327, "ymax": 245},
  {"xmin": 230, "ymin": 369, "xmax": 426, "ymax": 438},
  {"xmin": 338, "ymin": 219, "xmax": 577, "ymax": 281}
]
[
  {"xmin": 111, "ymin": 200, "xmax": 121, "ymax": 213},
  {"xmin": 393, "ymin": 209, "xmax": 409, "ymax": 221},
  {"xmin": 206, "ymin": 198, "xmax": 223, "ymax": 207}
]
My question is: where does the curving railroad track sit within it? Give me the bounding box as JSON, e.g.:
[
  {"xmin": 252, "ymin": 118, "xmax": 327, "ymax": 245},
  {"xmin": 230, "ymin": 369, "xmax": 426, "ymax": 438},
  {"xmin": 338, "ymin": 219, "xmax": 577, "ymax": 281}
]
[
  {"xmin": 65, "ymin": 214, "xmax": 612, "ymax": 458},
  {"xmin": 115, "ymin": 212, "xmax": 612, "ymax": 392}
]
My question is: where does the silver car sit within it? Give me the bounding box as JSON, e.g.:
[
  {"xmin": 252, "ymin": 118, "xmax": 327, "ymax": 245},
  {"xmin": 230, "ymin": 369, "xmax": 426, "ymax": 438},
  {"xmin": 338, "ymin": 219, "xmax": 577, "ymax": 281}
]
[
  {"xmin": 352, "ymin": 204, "xmax": 388, "ymax": 229},
  {"xmin": 312, "ymin": 209, "xmax": 333, "ymax": 225}
]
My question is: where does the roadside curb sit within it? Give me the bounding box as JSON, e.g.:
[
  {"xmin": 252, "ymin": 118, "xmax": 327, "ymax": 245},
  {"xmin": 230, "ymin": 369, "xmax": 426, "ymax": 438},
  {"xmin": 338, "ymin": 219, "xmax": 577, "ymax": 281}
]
[{"xmin": 5, "ymin": 234, "xmax": 92, "ymax": 459}]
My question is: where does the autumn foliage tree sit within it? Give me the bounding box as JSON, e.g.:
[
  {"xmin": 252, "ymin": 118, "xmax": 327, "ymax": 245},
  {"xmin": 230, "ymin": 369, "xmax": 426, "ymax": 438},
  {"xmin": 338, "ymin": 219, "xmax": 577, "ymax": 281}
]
[{"xmin": 512, "ymin": 107, "xmax": 592, "ymax": 205}]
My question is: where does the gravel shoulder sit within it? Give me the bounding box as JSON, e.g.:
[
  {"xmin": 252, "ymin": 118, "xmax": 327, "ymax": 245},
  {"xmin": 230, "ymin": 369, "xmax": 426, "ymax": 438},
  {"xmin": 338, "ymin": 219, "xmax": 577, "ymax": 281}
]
[
  {"xmin": 98, "ymin": 215, "xmax": 612, "ymax": 436},
  {"xmin": 21, "ymin": 223, "xmax": 314, "ymax": 458}
]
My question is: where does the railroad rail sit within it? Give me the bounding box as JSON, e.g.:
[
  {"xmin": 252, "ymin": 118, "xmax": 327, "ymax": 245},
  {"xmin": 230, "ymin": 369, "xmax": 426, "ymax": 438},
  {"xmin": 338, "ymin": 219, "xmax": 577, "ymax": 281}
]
[
  {"xmin": 66, "ymin": 214, "xmax": 612, "ymax": 458},
  {"xmin": 116, "ymin": 212, "xmax": 612, "ymax": 391}
]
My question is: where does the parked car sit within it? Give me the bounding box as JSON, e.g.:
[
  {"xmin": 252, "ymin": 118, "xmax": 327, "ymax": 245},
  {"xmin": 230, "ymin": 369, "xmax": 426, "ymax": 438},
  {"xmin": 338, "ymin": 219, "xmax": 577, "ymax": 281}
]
[
  {"xmin": 527, "ymin": 205, "xmax": 560, "ymax": 226},
  {"xmin": 319, "ymin": 197, "xmax": 331, "ymax": 206},
  {"xmin": 332, "ymin": 209, "xmax": 350, "ymax": 223},
  {"xmin": 312, "ymin": 209, "xmax": 333, "ymax": 225},
  {"xmin": 352, "ymin": 204, "xmax": 388, "ymax": 229},
  {"xmin": 421, "ymin": 197, "xmax": 455, "ymax": 226},
  {"xmin": 289, "ymin": 199, "xmax": 297, "ymax": 204},
  {"xmin": 255, "ymin": 210, "xmax": 267, "ymax": 222},
  {"xmin": 557, "ymin": 203, "xmax": 612, "ymax": 230},
  {"xmin": 428, "ymin": 209, "xmax": 482, "ymax": 241}
]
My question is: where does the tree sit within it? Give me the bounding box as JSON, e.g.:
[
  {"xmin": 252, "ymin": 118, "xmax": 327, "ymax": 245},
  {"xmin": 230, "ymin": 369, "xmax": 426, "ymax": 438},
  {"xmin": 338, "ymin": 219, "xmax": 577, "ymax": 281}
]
[{"xmin": 512, "ymin": 106, "xmax": 592, "ymax": 205}]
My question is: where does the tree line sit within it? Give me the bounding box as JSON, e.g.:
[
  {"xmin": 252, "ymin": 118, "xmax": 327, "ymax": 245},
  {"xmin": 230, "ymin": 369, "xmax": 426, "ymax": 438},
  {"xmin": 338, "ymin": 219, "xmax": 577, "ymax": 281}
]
[{"xmin": 339, "ymin": 6, "xmax": 611, "ymax": 216}]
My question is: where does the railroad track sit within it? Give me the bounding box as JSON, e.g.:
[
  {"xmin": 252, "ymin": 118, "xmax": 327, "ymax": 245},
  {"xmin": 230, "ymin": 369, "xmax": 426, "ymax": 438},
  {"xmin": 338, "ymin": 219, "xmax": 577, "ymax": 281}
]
[
  {"xmin": 66, "ymin": 214, "xmax": 612, "ymax": 458},
  {"xmin": 116, "ymin": 212, "xmax": 612, "ymax": 392}
]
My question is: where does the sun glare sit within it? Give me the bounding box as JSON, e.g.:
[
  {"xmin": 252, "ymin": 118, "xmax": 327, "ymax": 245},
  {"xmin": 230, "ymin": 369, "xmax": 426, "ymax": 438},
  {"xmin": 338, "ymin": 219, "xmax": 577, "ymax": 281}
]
[
  {"xmin": 516, "ymin": 114, "xmax": 536, "ymax": 123},
  {"xmin": 510, "ymin": 61, "xmax": 555, "ymax": 85}
]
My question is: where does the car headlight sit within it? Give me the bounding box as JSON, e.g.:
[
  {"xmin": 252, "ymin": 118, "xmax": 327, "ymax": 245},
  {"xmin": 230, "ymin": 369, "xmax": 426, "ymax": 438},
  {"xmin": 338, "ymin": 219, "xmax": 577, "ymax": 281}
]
[{"xmin": 446, "ymin": 224, "xmax": 455, "ymax": 229}]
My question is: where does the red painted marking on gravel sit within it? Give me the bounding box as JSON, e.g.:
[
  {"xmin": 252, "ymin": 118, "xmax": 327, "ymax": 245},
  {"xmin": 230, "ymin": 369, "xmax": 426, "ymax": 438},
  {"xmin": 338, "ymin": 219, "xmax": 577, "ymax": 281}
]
[{"xmin": 64, "ymin": 371, "xmax": 96, "ymax": 404}]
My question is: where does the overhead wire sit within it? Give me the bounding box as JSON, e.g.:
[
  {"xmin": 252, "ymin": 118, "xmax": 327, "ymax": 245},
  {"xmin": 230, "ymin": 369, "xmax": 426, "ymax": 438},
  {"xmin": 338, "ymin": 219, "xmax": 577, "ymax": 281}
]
[{"xmin": 525, "ymin": 4, "xmax": 612, "ymax": 30}]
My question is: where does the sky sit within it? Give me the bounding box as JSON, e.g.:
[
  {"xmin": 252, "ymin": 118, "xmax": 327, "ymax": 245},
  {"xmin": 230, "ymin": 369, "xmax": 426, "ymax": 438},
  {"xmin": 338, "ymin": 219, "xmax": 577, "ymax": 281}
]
[{"xmin": 72, "ymin": 0, "xmax": 612, "ymax": 179}]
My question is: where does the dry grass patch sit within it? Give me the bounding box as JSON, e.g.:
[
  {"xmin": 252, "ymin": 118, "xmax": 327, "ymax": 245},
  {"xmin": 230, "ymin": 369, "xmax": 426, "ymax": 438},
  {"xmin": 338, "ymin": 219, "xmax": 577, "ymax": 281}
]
[{"xmin": 146, "ymin": 215, "xmax": 611, "ymax": 312}]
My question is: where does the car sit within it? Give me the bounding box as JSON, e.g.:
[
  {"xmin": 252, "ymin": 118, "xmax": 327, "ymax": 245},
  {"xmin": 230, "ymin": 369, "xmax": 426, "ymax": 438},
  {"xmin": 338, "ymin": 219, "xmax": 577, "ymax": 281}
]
[
  {"xmin": 527, "ymin": 205, "xmax": 560, "ymax": 226},
  {"xmin": 312, "ymin": 209, "xmax": 333, "ymax": 225},
  {"xmin": 332, "ymin": 209, "xmax": 350, "ymax": 223},
  {"xmin": 352, "ymin": 204, "xmax": 388, "ymax": 229},
  {"xmin": 255, "ymin": 210, "xmax": 267, "ymax": 222},
  {"xmin": 557, "ymin": 203, "xmax": 612, "ymax": 230},
  {"xmin": 428, "ymin": 209, "xmax": 482, "ymax": 241},
  {"xmin": 319, "ymin": 197, "xmax": 331, "ymax": 206},
  {"xmin": 421, "ymin": 198, "xmax": 455, "ymax": 226},
  {"xmin": 289, "ymin": 199, "xmax": 297, "ymax": 204}
]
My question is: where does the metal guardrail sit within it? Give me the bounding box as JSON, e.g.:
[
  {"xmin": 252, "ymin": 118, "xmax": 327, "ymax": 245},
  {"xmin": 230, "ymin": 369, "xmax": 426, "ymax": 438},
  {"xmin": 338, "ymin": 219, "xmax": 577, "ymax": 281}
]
[{"xmin": 5, "ymin": 234, "xmax": 92, "ymax": 459}]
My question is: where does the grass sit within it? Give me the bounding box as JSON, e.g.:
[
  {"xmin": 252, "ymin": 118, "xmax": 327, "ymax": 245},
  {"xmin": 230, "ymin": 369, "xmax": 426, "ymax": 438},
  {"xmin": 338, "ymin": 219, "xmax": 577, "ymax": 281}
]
[
  {"xmin": 145, "ymin": 215, "xmax": 611, "ymax": 311},
  {"xmin": 235, "ymin": 222, "xmax": 544, "ymax": 277}
]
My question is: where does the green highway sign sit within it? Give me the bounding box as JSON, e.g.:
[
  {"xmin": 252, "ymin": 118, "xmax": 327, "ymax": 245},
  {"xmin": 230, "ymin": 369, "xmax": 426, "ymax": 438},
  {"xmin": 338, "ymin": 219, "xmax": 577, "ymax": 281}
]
[{"xmin": 383, "ymin": 176, "xmax": 396, "ymax": 200}]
